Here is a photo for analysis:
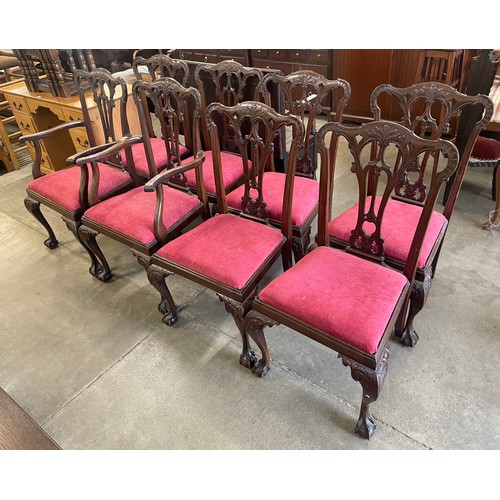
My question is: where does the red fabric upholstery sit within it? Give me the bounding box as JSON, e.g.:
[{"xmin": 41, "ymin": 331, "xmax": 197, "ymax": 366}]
[
  {"xmin": 226, "ymin": 171, "xmax": 319, "ymax": 226},
  {"xmin": 156, "ymin": 213, "xmax": 285, "ymax": 290},
  {"xmin": 184, "ymin": 150, "xmax": 245, "ymax": 195},
  {"xmin": 470, "ymin": 136, "xmax": 500, "ymax": 161},
  {"xmin": 258, "ymin": 246, "xmax": 408, "ymax": 354},
  {"xmin": 27, "ymin": 163, "xmax": 132, "ymax": 213},
  {"xmin": 119, "ymin": 138, "xmax": 188, "ymax": 177},
  {"xmin": 328, "ymin": 196, "xmax": 446, "ymax": 268},
  {"xmin": 82, "ymin": 185, "xmax": 202, "ymax": 246}
]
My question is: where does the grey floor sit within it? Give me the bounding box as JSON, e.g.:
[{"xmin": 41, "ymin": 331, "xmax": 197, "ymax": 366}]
[{"xmin": 0, "ymin": 139, "xmax": 499, "ymax": 453}]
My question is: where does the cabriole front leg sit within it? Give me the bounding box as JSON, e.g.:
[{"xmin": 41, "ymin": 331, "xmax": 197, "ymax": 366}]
[
  {"xmin": 146, "ymin": 264, "xmax": 178, "ymax": 326},
  {"xmin": 218, "ymin": 294, "xmax": 257, "ymax": 370},
  {"xmin": 340, "ymin": 348, "xmax": 389, "ymax": 440},
  {"xmin": 243, "ymin": 309, "xmax": 278, "ymax": 378},
  {"xmin": 24, "ymin": 196, "xmax": 58, "ymax": 249},
  {"xmin": 400, "ymin": 267, "xmax": 432, "ymax": 347},
  {"xmin": 77, "ymin": 225, "xmax": 112, "ymax": 282}
]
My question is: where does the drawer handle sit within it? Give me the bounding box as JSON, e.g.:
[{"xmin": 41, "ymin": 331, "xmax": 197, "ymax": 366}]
[
  {"xmin": 77, "ymin": 137, "xmax": 89, "ymax": 148},
  {"xmin": 204, "ymin": 56, "xmax": 208, "ymax": 62},
  {"xmin": 13, "ymin": 101, "xmax": 23, "ymax": 111},
  {"xmin": 20, "ymin": 121, "xmax": 31, "ymax": 131}
]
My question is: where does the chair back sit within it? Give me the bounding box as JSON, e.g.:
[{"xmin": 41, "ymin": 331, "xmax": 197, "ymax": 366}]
[
  {"xmin": 370, "ymin": 82, "xmax": 493, "ymax": 219},
  {"xmin": 206, "ymin": 101, "xmax": 304, "ymax": 266},
  {"xmin": 132, "ymin": 54, "xmax": 190, "ymax": 86},
  {"xmin": 74, "ymin": 68, "xmax": 130, "ymax": 149},
  {"xmin": 316, "ymin": 120, "xmax": 459, "ymax": 282},
  {"xmin": 132, "ymin": 77, "xmax": 203, "ymax": 182},
  {"xmin": 255, "ymin": 70, "xmax": 351, "ymax": 178},
  {"xmin": 195, "ymin": 60, "xmax": 264, "ymax": 152}
]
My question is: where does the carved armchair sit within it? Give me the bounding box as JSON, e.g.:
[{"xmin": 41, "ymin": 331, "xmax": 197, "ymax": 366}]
[
  {"xmin": 76, "ymin": 78, "xmax": 209, "ymax": 282},
  {"xmin": 132, "ymin": 53, "xmax": 190, "ymax": 86},
  {"xmin": 20, "ymin": 68, "xmax": 142, "ymax": 252},
  {"xmin": 327, "ymin": 81, "xmax": 493, "ymax": 346},
  {"xmin": 243, "ymin": 120, "xmax": 459, "ymax": 439}
]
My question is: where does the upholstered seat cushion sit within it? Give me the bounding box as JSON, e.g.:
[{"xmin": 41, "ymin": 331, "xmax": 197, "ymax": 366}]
[
  {"xmin": 328, "ymin": 196, "xmax": 446, "ymax": 269},
  {"xmin": 184, "ymin": 150, "xmax": 245, "ymax": 195},
  {"xmin": 156, "ymin": 213, "xmax": 285, "ymax": 290},
  {"xmin": 226, "ymin": 171, "xmax": 319, "ymax": 227},
  {"xmin": 468, "ymin": 136, "xmax": 500, "ymax": 168},
  {"xmin": 119, "ymin": 138, "xmax": 188, "ymax": 177},
  {"xmin": 258, "ymin": 246, "xmax": 408, "ymax": 354},
  {"xmin": 82, "ymin": 185, "xmax": 202, "ymax": 247},
  {"xmin": 27, "ymin": 163, "xmax": 132, "ymax": 213}
]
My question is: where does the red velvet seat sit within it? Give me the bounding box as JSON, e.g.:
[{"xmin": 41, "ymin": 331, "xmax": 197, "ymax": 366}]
[
  {"xmin": 185, "ymin": 150, "xmax": 246, "ymax": 198},
  {"xmin": 327, "ymin": 82, "xmax": 494, "ymax": 347},
  {"xmin": 76, "ymin": 78, "xmax": 209, "ymax": 282},
  {"xmin": 244, "ymin": 120, "xmax": 459, "ymax": 439},
  {"xmin": 145, "ymin": 101, "xmax": 305, "ymax": 373},
  {"xmin": 20, "ymin": 68, "xmax": 142, "ymax": 251}
]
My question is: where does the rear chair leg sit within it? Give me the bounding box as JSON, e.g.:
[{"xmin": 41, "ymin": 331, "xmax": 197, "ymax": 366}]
[
  {"xmin": 340, "ymin": 348, "xmax": 389, "ymax": 440},
  {"xmin": 292, "ymin": 229, "xmax": 311, "ymax": 263},
  {"xmin": 24, "ymin": 196, "xmax": 58, "ymax": 249},
  {"xmin": 218, "ymin": 294, "xmax": 257, "ymax": 370},
  {"xmin": 77, "ymin": 225, "xmax": 112, "ymax": 282},
  {"xmin": 243, "ymin": 309, "xmax": 278, "ymax": 378},
  {"xmin": 145, "ymin": 264, "xmax": 178, "ymax": 326},
  {"xmin": 400, "ymin": 267, "xmax": 432, "ymax": 347}
]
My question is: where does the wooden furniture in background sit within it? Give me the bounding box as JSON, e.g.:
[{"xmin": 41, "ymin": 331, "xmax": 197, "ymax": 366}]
[
  {"xmin": 1, "ymin": 79, "xmax": 140, "ymax": 175},
  {"xmin": 170, "ymin": 49, "xmax": 250, "ymax": 66},
  {"xmin": 0, "ymin": 387, "xmax": 60, "ymax": 450},
  {"xmin": 13, "ymin": 49, "xmax": 97, "ymax": 97}
]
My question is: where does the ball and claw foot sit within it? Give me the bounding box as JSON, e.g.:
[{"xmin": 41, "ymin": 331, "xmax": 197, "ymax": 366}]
[
  {"xmin": 251, "ymin": 359, "xmax": 270, "ymax": 378},
  {"xmin": 158, "ymin": 300, "xmax": 179, "ymax": 326},
  {"xmin": 240, "ymin": 349, "xmax": 257, "ymax": 370},
  {"xmin": 401, "ymin": 328, "xmax": 419, "ymax": 347},
  {"xmin": 355, "ymin": 414, "xmax": 376, "ymax": 440}
]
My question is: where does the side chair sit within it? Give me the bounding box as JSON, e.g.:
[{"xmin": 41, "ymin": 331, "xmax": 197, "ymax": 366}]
[
  {"xmin": 76, "ymin": 78, "xmax": 209, "ymax": 282},
  {"xmin": 327, "ymin": 82, "xmax": 493, "ymax": 346},
  {"xmin": 132, "ymin": 53, "xmax": 190, "ymax": 87},
  {"xmin": 20, "ymin": 68, "xmax": 142, "ymax": 252},
  {"xmin": 186, "ymin": 60, "xmax": 265, "ymax": 210},
  {"xmin": 243, "ymin": 120, "xmax": 459, "ymax": 439},
  {"xmin": 224, "ymin": 70, "xmax": 351, "ymax": 262},
  {"xmin": 143, "ymin": 101, "xmax": 304, "ymax": 371}
]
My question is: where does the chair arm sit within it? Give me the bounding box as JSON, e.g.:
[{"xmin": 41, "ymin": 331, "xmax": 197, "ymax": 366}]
[
  {"xmin": 144, "ymin": 151, "xmax": 205, "ymax": 191},
  {"xmin": 19, "ymin": 120, "xmax": 85, "ymax": 145},
  {"xmin": 70, "ymin": 134, "xmax": 143, "ymax": 166}
]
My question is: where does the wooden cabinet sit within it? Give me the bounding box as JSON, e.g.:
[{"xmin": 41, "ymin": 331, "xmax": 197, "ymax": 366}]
[
  {"xmin": 1, "ymin": 80, "xmax": 140, "ymax": 175},
  {"xmin": 249, "ymin": 49, "xmax": 331, "ymax": 79},
  {"xmin": 171, "ymin": 49, "xmax": 250, "ymax": 66}
]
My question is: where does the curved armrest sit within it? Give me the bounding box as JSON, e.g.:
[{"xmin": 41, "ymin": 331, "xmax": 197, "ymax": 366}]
[
  {"xmin": 144, "ymin": 151, "xmax": 205, "ymax": 191},
  {"xmin": 70, "ymin": 135, "xmax": 143, "ymax": 166},
  {"xmin": 19, "ymin": 120, "xmax": 85, "ymax": 145}
]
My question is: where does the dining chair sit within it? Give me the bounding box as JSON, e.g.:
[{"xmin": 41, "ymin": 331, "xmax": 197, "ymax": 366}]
[
  {"xmin": 327, "ymin": 82, "xmax": 493, "ymax": 346},
  {"xmin": 243, "ymin": 120, "xmax": 459, "ymax": 439},
  {"xmin": 76, "ymin": 78, "xmax": 209, "ymax": 282},
  {"xmin": 132, "ymin": 53, "xmax": 190, "ymax": 86},
  {"xmin": 224, "ymin": 70, "xmax": 350, "ymax": 262},
  {"xmin": 186, "ymin": 60, "xmax": 265, "ymax": 211},
  {"xmin": 20, "ymin": 68, "xmax": 142, "ymax": 252},
  {"xmin": 143, "ymin": 100, "xmax": 304, "ymax": 371}
]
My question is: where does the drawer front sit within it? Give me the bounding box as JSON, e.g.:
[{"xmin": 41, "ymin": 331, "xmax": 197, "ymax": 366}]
[
  {"xmin": 268, "ymin": 49, "xmax": 288, "ymax": 61},
  {"xmin": 25, "ymin": 142, "xmax": 54, "ymax": 173},
  {"xmin": 252, "ymin": 49, "xmax": 268, "ymax": 59},
  {"xmin": 252, "ymin": 58, "xmax": 293, "ymax": 75},
  {"xmin": 69, "ymin": 129, "xmax": 91, "ymax": 152},
  {"xmin": 62, "ymin": 107, "xmax": 84, "ymax": 123},
  {"xmin": 5, "ymin": 94, "xmax": 29, "ymax": 115},
  {"xmin": 309, "ymin": 50, "xmax": 329, "ymax": 66},
  {"xmin": 17, "ymin": 115, "xmax": 37, "ymax": 135}
]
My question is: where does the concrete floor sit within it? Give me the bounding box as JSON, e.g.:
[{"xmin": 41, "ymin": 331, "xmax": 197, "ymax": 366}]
[{"xmin": 0, "ymin": 140, "xmax": 499, "ymax": 453}]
